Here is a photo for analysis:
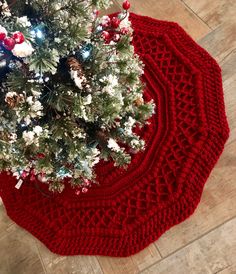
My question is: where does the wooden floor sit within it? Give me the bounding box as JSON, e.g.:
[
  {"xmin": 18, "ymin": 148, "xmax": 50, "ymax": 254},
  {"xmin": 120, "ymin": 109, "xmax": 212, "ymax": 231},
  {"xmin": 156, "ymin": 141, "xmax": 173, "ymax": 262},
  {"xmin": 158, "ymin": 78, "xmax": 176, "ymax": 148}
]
[{"xmin": 1, "ymin": 1, "xmax": 236, "ymax": 273}]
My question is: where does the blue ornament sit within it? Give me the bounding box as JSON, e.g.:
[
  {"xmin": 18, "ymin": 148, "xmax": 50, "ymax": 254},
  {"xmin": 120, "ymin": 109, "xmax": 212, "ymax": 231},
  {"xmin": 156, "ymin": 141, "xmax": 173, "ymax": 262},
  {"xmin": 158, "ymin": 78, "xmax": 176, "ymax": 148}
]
[
  {"xmin": 82, "ymin": 50, "xmax": 90, "ymax": 60},
  {"xmin": 20, "ymin": 123, "xmax": 28, "ymax": 130},
  {"xmin": 0, "ymin": 48, "xmax": 9, "ymax": 73},
  {"xmin": 35, "ymin": 29, "xmax": 44, "ymax": 39},
  {"xmin": 57, "ymin": 167, "xmax": 71, "ymax": 178},
  {"xmin": 0, "ymin": 58, "xmax": 6, "ymax": 69},
  {"xmin": 76, "ymin": 43, "xmax": 93, "ymax": 63},
  {"xmin": 8, "ymin": 61, "xmax": 17, "ymax": 70},
  {"xmin": 95, "ymin": 25, "xmax": 103, "ymax": 33},
  {"xmin": 0, "ymin": 49, "xmax": 6, "ymax": 67},
  {"xmin": 31, "ymin": 24, "xmax": 46, "ymax": 45},
  {"xmin": 87, "ymin": 140, "xmax": 99, "ymax": 148},
  {"xmin": 117, "ymin": 128, "xmax": 125, "ymax": 135}
]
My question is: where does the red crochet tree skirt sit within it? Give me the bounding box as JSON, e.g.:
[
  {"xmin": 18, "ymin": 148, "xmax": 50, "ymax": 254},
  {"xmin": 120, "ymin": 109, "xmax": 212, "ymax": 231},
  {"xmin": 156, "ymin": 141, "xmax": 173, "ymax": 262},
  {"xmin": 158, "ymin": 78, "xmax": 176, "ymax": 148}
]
[{"xmin": 0, "ymin": 13, "xmax": 229, "ymax": 257}]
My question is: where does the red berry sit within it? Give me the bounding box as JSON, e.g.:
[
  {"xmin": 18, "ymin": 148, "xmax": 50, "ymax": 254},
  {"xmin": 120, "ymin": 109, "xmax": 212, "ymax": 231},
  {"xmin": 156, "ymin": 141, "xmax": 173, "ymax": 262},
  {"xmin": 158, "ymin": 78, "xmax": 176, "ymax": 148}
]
[
  {"xmin": 102, "ymin": 31, "xmax": 110, "ymax": 41},
  {"xmin": 30, "ymin": 175, "xmax": 35, "ymax": 181},
  {"xmin": 21, "ymin": 171, "xmax": 28, "ymax": 179},
  {"xmin": 113, "ymin": 33, "xmax": 120, "ymax": 42},
  {"xmin": 120, "ymin": 27, "xmax": 129, "ymax": 35},
  {"xmin": 30, "ymin": 170, "xmax": 36, "ymax": 181},
  {"xmin": 93, "ymin": 9, "xmax": 99, "ymax": 17},
  {"xmin": 30, "ymin": 169, "xmax": 36, "ymax": 176},
  {"xmin": 75, "ymin": 189, "xmax": 81, "ymax": 195},
  {"xmin": 3, "ymin": 37, "xmax": 16, "ymax": 51},
  {"xmin": 0, "ymin": 32, "xmax": 6, "ymax": 41},
  {"xmin": 123, "ymin": 0, "xmax": 131, "ymax": 10},
  {"xmin": 111, "ymin": 17, "xmax": 121, "ymax": 29},
  {"xmin": 13, "ymin": 32, "xmax": 25, "ymax": 44},
  {"xmin": 0, "ymin": 26, "xmax": 7, "ymax": 41},
  {"xmin": 83, "ymin": 179, "xmax": 91, "ymax": 187},
  {"xmin": 82, "ymin": 187, "xmax": 88, "ymax": 193},
  {"xmin": 37, "ymin": 153, "xmax": 45, "ymax": 159},
  {"xmin": 101, "ymin": 16, "xmax": 110, "ymax": 27}
]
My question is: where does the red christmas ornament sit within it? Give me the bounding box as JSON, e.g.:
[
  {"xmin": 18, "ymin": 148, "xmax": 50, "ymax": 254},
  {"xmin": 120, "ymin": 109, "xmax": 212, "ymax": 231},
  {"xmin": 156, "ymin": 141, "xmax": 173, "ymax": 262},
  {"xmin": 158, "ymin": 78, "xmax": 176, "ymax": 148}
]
[
  {"xmin": 122, "ymin": 0, "xmax": 131, "ymax": 10},
  {"xmin": 12, "ymin": 32, "xmax": 25, "ymax": 44},
  {"xmin": 111, "ymin": 17, "xmax": 121, "ymax": 29},
  {"xmin": 3, "ymin": 37, "xmax": 16, "ymax": 51},
  {"xmin": 101, "ymin": 31, "xmax": 110, "ymax": 41}
]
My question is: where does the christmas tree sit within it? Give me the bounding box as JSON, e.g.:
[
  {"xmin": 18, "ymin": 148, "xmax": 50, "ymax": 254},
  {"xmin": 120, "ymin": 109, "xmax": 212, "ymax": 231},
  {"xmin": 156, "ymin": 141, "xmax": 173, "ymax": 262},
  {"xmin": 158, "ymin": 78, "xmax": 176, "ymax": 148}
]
[{"xmin": 0, "ymin": 0, "xmax": 155, "ymax": 194}]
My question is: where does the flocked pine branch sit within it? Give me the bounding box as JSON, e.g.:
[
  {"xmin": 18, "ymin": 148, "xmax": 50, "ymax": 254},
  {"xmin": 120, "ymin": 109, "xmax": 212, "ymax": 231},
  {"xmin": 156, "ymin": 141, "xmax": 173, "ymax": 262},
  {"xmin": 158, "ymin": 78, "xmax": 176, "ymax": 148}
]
[{"xmin": 0, "ymin": 0, "xmax": 155, "ymax": 194}]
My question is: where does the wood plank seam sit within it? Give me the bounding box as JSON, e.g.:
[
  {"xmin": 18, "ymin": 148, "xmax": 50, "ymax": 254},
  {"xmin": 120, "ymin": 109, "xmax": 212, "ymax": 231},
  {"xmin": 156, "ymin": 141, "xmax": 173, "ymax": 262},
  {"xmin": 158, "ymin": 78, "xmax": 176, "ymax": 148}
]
[
  {"xmin": 220, "ymin": 48, "xmax": 236, "ymax": 66},
  {"xmin": 180, "ymin": 0, "xmax": 213, "ymax": 30},
  {"xmin": 96, "ymin": 255, "xmax": 106, "ymax": 274},
  {"xmin": 36, "ymin": 242, "xmax": 48, "ymax": 274},
  {"xmin": 161, "ymin": 215, "xmax": 236, "ymax": 258},
  {"xmin": 155, "ymin": 246, "xmax": 163, "ymax": 259},
  {"xmin": 216, "ymin": 265, "xmax": 232, "ymax": 274},
  {"xmin": 141, "ymin": 216, "xmax": 236, "ymax": 273}
]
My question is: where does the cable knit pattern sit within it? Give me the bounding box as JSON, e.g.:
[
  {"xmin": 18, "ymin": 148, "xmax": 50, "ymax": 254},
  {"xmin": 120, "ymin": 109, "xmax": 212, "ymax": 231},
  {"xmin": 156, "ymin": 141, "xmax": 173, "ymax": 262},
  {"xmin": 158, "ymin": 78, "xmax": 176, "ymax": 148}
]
[{"xmin": 0, "ymin": 13, "xmax": 229, "ymax": 257}]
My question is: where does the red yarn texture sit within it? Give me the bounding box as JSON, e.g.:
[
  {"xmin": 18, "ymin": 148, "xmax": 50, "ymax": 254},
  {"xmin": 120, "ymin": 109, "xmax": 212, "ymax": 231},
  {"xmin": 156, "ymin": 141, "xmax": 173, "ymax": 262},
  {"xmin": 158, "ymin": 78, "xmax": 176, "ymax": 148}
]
[{"xmin": 0, "ymin": 13, "xmax": 229, "ymax": 257}]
